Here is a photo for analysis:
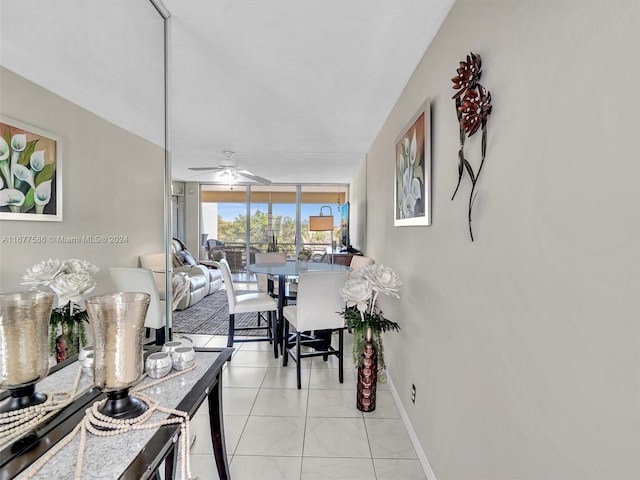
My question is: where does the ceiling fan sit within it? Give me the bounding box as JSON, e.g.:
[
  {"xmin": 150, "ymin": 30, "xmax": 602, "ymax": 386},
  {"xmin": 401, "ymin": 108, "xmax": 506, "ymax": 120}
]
[{"xmin": 188, "ymin": 151, "xmax": 272, "ymax": 185}]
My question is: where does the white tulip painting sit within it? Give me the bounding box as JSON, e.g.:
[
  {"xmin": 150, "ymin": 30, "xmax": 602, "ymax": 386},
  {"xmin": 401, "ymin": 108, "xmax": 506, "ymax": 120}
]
[
  {"xmin": 394, "ymin": 98, "xmax": 431, "ymax": 227},
  {"xmin": 0, "ymin": 118, "xmax": 61, "ymax": 221}
]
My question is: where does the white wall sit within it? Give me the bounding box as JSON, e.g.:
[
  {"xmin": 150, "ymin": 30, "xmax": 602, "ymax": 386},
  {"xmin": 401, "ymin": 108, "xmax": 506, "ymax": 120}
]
[
  {"xmin": 365, "ymin": 1, "xmax": 640, "ymax": 479},
  {"xmin": 0, "ymin": 68, "xmax": 165, "ymax": 296}
]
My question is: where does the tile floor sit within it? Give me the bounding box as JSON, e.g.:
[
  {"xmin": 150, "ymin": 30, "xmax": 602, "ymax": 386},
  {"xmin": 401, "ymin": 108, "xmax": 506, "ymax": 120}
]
[{"xmin": 173, "ymin": 331, "xmax": 426, "ymax": 480}]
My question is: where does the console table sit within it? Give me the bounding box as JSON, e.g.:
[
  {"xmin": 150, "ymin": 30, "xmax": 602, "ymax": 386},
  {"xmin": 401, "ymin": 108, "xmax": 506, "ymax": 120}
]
[
  {"xmin": 329, "ymin": 253, "xmax": 354, "ymax": 266},
  {"xmin": 1, "ymin": 347, "xmax": 232, "ymax": 480}
]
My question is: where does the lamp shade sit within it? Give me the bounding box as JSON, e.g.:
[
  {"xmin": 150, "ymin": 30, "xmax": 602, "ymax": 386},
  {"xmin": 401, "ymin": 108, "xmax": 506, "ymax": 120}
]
[{"xmin": 309, "ymin": 215, "xmax": 334, "ymax": 231}]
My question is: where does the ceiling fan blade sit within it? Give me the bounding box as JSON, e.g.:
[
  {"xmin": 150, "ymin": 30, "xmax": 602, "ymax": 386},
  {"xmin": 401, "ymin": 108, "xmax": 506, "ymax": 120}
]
[
  {"xmin": 188, "ymin": 166, "xmax": 224, "ymax": 171},
  {"xmin": 236, "ymin": 169, "xmax": 272, "ymax": 185}
]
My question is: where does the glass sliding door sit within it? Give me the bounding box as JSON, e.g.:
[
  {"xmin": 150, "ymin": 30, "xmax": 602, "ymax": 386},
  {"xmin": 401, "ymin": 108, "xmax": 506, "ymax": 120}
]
[
  {"xmin": 200, "ymin": 185, "xmax": 249, "ymax": 271},
  {"xmin": 301, "ymin": 186, "xmax": 347, "ymax": 260},
  {"xmin": 200, "ymin": 184, "xmax": 347, "ymax": 270},
  {"xmin": 250, "ymin": 186, "xmax": 297, "ymax": 259}
]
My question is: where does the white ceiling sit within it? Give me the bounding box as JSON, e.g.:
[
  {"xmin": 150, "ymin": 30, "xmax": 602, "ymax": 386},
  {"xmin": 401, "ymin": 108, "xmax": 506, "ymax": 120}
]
[{"xmin": 0, "ymin": 0, "xmax": 453, "ymax": 185}]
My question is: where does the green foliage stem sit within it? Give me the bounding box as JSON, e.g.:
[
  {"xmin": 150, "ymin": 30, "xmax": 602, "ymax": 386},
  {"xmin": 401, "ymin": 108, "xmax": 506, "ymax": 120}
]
[{"xmin": 341, "ymin": 306, "xmax": 400, "ymax": 367}]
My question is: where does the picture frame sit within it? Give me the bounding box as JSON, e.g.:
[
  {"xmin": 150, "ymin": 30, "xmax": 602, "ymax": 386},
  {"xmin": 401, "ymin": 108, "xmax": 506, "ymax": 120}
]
[
  {"xmin": 0, "ymin": 116, "xmax": 62, "ymax": 221},
  {"xmin": 394, "ymin": 98, "xmax": 431, "ymax": 226}
]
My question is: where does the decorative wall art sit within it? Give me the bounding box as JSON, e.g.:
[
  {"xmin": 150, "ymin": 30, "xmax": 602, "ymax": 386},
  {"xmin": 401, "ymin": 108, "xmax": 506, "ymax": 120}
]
[
  {"xmin": 0, "ymin": 117, "xmax": 62, "ymax": 221},
  {"xmin": 451, "ymin": 52, "xmax": 493, "ymax": 241},
  {"xmin": 394, "ymin": 98, "xmax": 431, "ymax": 227}
]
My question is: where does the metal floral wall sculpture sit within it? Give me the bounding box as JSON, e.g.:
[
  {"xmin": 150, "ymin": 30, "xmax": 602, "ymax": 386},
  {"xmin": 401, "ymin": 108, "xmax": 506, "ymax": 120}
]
[{"xmin": 451, "ymin": 52, "xmax": 493, "ymax": 241}]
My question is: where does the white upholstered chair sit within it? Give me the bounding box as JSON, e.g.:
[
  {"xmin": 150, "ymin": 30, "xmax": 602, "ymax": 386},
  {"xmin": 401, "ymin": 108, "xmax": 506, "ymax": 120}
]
[
  {"xmin": 216, "ymin": 258, "xmax": 279, "ymax": 358},
  {"xmin": 282, "ymin": 270, "xmax": 350, "ymax": 389},
  {"xmin": 254, "ymin": 252, "xmax": 287, "ymax": 296},
  {"xmin": 109, "ymin": 267, "xmax": 169, "ymax": 345},
  {"xmin": 349, "ymin": 255, "xmax": 373, "ymax": 273}
]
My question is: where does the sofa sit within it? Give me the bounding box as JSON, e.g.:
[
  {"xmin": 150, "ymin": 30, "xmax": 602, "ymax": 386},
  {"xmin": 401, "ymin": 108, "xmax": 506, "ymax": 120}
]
[{"xmin": 139, "ymin": 239, "xmax": 222, "ymax": 310}]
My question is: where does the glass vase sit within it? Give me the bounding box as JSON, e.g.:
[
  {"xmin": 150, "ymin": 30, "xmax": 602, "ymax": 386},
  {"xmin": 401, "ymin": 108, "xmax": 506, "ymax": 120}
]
[
  {"xmin": 356, "ymin": 326, "xmax": 378, "ymax": 412},
  {"xmin": 85, "ymin": 292, "xmax": 150, "ymax": 419},
  {"xmin": 0, "ymin": 290, "xmax": 55, "ymax": 412}
]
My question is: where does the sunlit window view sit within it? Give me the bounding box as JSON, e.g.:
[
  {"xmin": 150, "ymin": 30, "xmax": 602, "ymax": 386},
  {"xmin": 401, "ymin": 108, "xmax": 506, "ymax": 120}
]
[{"xmin": 200, "ymin": 185, "xmax": 348, "ymax": 271}]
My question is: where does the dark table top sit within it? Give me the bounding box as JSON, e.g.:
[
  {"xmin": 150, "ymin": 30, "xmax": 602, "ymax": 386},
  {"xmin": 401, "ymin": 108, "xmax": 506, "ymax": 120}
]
[{"xmin": 1, "ymin": 346, "xmax": 232, "ymax": 480}]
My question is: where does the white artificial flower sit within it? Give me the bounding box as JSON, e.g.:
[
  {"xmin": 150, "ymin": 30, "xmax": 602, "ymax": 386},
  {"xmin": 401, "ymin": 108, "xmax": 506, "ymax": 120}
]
[
  {"xmin": 65, "ymin": 259, "xmax": 99, "ymax": 275},
  {"xmin": 340, "ymin": 277, "xmax": 373, "ymax": 313},
  {"xmin": 361, "ymin": 264, "xmax": 402, "ymax": 299},
  {"xmin": 50, "ymin": 273, "xmax": 96, "ymax": 305},
  {"xmin": 22, "ymin": 258, "xmax": 66, "ymax": 286}
]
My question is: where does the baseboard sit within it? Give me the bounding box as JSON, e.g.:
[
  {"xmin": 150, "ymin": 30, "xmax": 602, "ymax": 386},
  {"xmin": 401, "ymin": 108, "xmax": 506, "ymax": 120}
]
[{"xmin": 387, "ymin": 373, "xmax": 438, "ymax": 480}]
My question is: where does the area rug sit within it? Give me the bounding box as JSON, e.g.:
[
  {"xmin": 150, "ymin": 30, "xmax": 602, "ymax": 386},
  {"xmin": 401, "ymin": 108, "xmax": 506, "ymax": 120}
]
[{"xmin": 172, "ymin": 288, "xmax": 268, "ymax": 336}]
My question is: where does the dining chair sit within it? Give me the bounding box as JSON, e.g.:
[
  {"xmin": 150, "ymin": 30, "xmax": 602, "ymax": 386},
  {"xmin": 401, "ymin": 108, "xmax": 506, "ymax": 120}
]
[
  {"xmin": 349, "ymin": 255, "xmax": 373, "ymax": 273},
  {"xmin": 109, "ymin": 267, "xmax": 168, "ymax": 345},
  {"xmin": 216, "ymin": 258, "xmax": 279, "ymax": 358},
  {"xmin": 254, "ymin": 251, "xmax": 286, "ymax": 294},
  {"xmin": 282, "ymin": 270, "xmax": 350, "ymax": 389},
  {"xmin": 254, "ymin": 251, "xmax": 299, "ymax": 302}
]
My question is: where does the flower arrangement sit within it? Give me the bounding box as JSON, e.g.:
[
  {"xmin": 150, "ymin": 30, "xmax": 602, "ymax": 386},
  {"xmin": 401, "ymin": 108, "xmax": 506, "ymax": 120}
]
[
  {"xmin": 22, "ymin": 258, "xmax": 99, "ymax": 359},
  {"xmin": 451, "ymin": 52, "xmax": 493, "ymax": 241},
  {"xmin": 339, "ymin": 264, "xmax": 402, "ymax": 367}
]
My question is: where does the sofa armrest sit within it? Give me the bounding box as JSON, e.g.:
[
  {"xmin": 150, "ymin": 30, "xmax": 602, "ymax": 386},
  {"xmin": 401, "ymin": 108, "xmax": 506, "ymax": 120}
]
[{"xmin": 175, "ymin": 264, "xmax": 208, "ymax": 277}]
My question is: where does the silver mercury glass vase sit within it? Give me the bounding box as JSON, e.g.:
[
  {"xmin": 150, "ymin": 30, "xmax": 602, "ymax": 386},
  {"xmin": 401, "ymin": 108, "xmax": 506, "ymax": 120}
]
[
  {"xmin": 85, "ymin": 292, "xmax": 150, "ymax": 419},
  {"xmin": 0, "ymin": 290, "xmax": 55, "ymax": 413}
]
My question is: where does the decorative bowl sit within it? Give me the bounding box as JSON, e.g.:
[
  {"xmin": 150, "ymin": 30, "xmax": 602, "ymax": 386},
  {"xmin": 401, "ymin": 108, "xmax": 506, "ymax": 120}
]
[
  {"xmin": 171, "ymin": 346, "xmax": 195, "ymax": 371},
  {"xmin": 161, "ymin": 341, "xmax": 183, "ymax": 355},
  {"xmin": 145, "ymin": 352, "xmax": 172, "ymax": 379}
]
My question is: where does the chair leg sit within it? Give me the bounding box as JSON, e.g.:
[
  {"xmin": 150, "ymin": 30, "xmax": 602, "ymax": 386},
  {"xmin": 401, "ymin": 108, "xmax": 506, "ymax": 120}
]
[
  {"xmin": 270, "ymin": 311, "xmax": 278, "ymax": 359},
  {"xmin": 338, "ymin": 329, "xmax": 344, "ymax": 384},
  {"xmin": 227, "ymin": 314, "xmax": 235, "ymax": 348},
  {"xmin": 155, "ymin": 327, "xmax": 166, "ymax": 346},
  {"xmin": 282, "ymin": 320, "xmax": 290, "ymax": 367},
  {"xmin": 296, "ymin": 332, "xmax": 302, "ymax": 390}
]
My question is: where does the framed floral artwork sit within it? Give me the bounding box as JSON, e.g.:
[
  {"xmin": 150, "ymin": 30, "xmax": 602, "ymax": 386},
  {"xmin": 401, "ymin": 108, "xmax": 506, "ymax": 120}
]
[
  {"xmin": 394, "ymin": 98, "xmax": 431, "ymax": 226},
  {"xmin": 0, "ymin": 117, "xmax": 62, "ymax": 221}
]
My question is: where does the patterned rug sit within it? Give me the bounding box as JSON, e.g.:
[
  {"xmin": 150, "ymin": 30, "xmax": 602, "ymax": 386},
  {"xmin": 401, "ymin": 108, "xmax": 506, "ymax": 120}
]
[{"xmin": 172, "ymin": 288, "xmax": 269, "ymax": 336}]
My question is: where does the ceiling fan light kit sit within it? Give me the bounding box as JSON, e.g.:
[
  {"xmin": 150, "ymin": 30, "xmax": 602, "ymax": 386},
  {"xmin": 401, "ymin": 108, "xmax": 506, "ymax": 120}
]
[{"xmin": 188, "ymin": 151, "xmax": 271, "ymax": 185}]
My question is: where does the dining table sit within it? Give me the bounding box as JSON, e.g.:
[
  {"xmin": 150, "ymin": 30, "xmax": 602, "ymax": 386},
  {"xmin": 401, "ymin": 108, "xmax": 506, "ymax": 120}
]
[{"xmin": 245, "ymin": 260, "xmax": 351, "ymax": 354}]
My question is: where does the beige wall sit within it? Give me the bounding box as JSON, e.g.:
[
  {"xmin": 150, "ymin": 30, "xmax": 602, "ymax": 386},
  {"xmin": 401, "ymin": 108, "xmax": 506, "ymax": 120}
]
[
  {"xmin": 364, "ymin": 1, "xmax": 640, "ymax": 479},
  {"xmin": 0, "ymin": 68, "xmax": 165, "ymax": 295},
  {"xmin": 349, "ymin": 158, "xmax": 367, "ymax": 252}
]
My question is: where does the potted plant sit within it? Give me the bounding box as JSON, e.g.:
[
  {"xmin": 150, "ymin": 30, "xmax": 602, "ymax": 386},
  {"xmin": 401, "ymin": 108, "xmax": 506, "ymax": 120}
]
[
  {"xmin": 298, "ymin": 247, "xmax": 313, "ymax": 261},
  {"xmin": 339, "ymin": 264, "xmax": 402, "ymax": 411},
  {"xmin": 22, "ymin": 258, "xmax": 98, "ymax": 362}
]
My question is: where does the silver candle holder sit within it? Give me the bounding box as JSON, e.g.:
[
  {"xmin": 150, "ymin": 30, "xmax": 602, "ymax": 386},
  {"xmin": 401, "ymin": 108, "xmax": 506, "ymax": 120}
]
[
  {"xmin": 0, "ymin": 291, "xmax": 55, "ymax": 413},
  {"xmin": 85, "ymin": 292, "xmax": 150, "ymax": 419}
]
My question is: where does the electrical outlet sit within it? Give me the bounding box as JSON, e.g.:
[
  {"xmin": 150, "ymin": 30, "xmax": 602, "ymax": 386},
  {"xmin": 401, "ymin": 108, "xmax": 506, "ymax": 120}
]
[{"xmin": 411, "ymin": 384, "xmax": 416, "ymax": 404}]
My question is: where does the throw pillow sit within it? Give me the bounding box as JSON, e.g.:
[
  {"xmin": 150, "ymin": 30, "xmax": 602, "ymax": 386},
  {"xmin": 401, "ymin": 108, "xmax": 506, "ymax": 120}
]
[
  {"xmin": 174, "ymin": 252, "xmax": 186, "ymax": 266},
  {"xmin": 181, "ymin": 250, "xmax": 198, "ymax": 266}
]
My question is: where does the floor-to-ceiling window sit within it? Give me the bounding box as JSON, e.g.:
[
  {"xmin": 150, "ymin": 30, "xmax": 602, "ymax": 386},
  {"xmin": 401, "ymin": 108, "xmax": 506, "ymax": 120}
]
[
  {"xmin": 249, "ymin": 186, "xmax": 298, "ymax": 257},
  {"xmin": 300, "ymin": 186, "xmax": 347, "ymax": 258},
  {"xmin": 200, "ymin": 184, "xmax": 347, "ymax": 271}
]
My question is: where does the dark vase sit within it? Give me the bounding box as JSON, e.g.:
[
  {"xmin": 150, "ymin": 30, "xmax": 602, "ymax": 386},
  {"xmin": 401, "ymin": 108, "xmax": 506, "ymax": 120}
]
[{"xmin": 356, "ymin": 327, "xmax": 378, "ymax": 412}]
